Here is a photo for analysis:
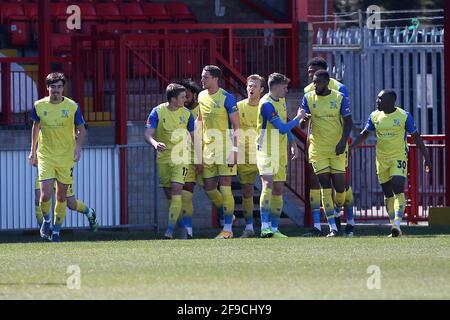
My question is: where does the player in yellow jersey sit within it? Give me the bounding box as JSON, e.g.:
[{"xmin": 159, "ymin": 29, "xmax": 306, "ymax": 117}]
[
  {"xmin": 176, "ymin": 78, "xmax": 202, "ymax": 239},
  {"xmin": 33, "ymin": 124, "xmax": 98, "ymax": 235},
  {"xmin": 236, "ymin": 74, "xmax": 265, "ymax": 238},
  {"xmin": 301, "ymin": 70, "xmax": 353, "ymax": 237},
  {"xmin": 196, "ymin": 65, "xmax": 240, "ymax": 239},
  {"xmin": 29, "ymin": 73, "xmax": 86, "ymax": 242},
  {"xmin": 256, "ymin": 73, "xmax": 306, "ymax": 238},
  {"xmin": 351, "ymin": 89, "xmax": 431, "ymax": 237},
  {"xmin": 302, "ymin": 57, "xmax": 355, "ymax": 237},
  {"xmin": 145, "ymin": 84, "xmax": 195, "ymax": 239}
]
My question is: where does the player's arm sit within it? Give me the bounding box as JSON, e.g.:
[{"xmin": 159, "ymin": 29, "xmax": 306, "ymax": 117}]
[
  {"xmin": 406, "ymin": 113, "xmax": 432, "ymax": 172},
  {"xmin": 144, "ymin": 108, "xmax": 166, "ymax": 152},
  {"xmin": 336, "ymin": 96, "xmax": 353, "ymax": 155},
  {"xmin": 225, "ymin": 93, "xmax": 240, "ymax": 166},
  {"xmin": 28, "ymin": 105, "xmax": 40, "ymax": 166},
  {"xmin": 194, "ymin": 109, "xmax": 203, "ymax": 173},
  {"xmin": 299, "ymin": 95, "xmax": 311, "ymax": 130},
  {"xmin": 350, "ymin": 113, "xmax": 374, "ymax": 150},
  {"xmin": 73, "ymin": 105, "xmax": 86, "ymax": 162}
]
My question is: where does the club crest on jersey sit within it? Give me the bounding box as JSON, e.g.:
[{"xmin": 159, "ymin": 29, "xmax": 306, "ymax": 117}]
[
  {"xmin": 179, "ymin": 116, "xmax": 186, "ymax": 124},
  {"xmin": 213, "ymin": 101, "xmax": 220, "ymax": 108},
  {"xmin": 312, "ymin": 103, "xmax": 317, "ymax": 109},
  {"xmin": 393, "ymin": 119, "xmax": 401, "ymax": 126},
  {"xmin": 61, "ymin": 110, "xmax": 69, "ymax": 118},
  {"xmin": 43, "ymin": 111, "xmax": 48, "ymax": 116},
  {"xmin": 330, "ymin": 101, "xmax": 337, "ymax": 109}
]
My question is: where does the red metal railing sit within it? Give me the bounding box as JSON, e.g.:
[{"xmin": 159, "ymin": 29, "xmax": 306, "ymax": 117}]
[{"xmin": 289, "ymin": 127, "xmax": 446, "ymax": 225}]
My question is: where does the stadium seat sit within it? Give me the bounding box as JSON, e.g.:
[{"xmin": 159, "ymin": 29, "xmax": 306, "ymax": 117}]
[
  {"xmin": 165, "ymin": 2, "xmax": 196, "ymax": 23},
  {"xmin": 95, "ymin": 3, "xmax": 126, "ymax": 23},
  {"xmin": 77, "ymin": 2, "xmax": 99, "ymax": 34},
  {"xmin": 119, "ymin": 3, "xmax": 147, "ymax": 23},
  {"xmin": 141, "ymin": 3, "xmax": 172, "ymax": 23},
  {"xmin": 51, "ymin": 33, "xmax": 71, "ymax": 56},
  {"xmin": 1, "ymin": 4, "xmax": 31, "ymax": 46}
]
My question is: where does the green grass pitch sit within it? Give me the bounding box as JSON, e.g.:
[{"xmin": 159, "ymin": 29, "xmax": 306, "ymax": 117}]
[{"xmin": 1, "ymin": 225, "xmax": 449, "ymax": 299}]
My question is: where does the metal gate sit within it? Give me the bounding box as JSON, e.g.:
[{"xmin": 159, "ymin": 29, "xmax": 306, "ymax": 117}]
[{"xmin": 313, "ymin": 26, "xmax": 445, "ymax": 134}]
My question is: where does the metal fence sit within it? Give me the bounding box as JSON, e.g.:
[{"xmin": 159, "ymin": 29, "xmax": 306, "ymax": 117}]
[
  {"xmin": 0, "ymin": 146, "xmax": 120, "ymax": 230},
  {"xmin": 313, "ymin": 25, "xmax": 445, "ymax": 134}
]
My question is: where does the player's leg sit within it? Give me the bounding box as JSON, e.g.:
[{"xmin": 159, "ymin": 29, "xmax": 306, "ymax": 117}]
[
  {"xmin": 66, "ymin": 182, "xmax": 98, "ymax": 232},
  {"xmin": 34, "ymin": 176, "xmax": 43, "ymax": 229},
  {"xmin": 51, "ymin": 180, "xmax": 69, "ymax": 242},
  {"xmin": 38, "ymin": 160, "xmax": 56, "ymax": 240},
  {"xmin": 391, "ymin": 175, "xmax": 407, "ymax": 237},
  {"xmin": 380, "ymin": 180, "xmax": 395, "ymax": 226},
  {"xmin": 330, "ymin": 154, "xmax": 347, "ymax": 233},
  {"xmin": 259, "ymin": 174, "xmax": 274, "ymax": 238},
  {"xmin": 180, "ymin": 182, "xmax": 195, "ymax": 239},
  {"xmin": 238, "ymin": 164, "xmax": 257, "ymax": 238},
  {"xmin": 307, "ymin": 165, "xmax": 324, "ymax": 235},
  {"xmin": 313, "ymin": 157, "xmax": 338, "ymax": 236},
  {"xmin": 270, "ymin": 181, "xmax": 287, "ymax": 238},
  {"xmin": 203, "ymin": 164, "xmax": 225, "ymax": 228},
  {"xmin": 164, "ymin": 182, "xmax": 184, "ymax": 239},
  {"xmin": 216, "ymin": 169, "xmax": 236, "ymax": 238},
  {"xmin": 343, "ymin": 183, "xmax": 355, "ymax": 236}
]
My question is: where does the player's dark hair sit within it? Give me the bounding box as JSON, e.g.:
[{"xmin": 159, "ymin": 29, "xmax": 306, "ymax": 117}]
[
  {"xmin": 247, "ymin": 74, "xmax": 265, "ymax": 89},
  {"xmin": 203, "ymin": 65, "xmax": 222, "ymax": 79},
  {"xmin": 46, "ymin": 72, "xmax": 66, "ymax": 86},
  {"xmin": 268, "ymin": 73, "xmax": 290, "ymax": 89},
  {"xmin": 382, "ymin": 89, "xmax": 397, "ymax": 102},
  {"xmin": 178, "ymin": 78, "xmax": 201, "ymax": 95},
  {"xmin": 308, "ymin": 57, "xmax": 328, "ymax": 70},
  {"xmin": 314, "ymin": 69, "xmax": 330, "ymax": 81},
  {"xmin": 166, "ymin": 83, "xmax": 186, "ymax": 102}
]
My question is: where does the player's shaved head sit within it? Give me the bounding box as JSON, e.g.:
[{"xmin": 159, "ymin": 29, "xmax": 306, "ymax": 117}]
[
  {"xmin": 377, "ymin": 89, "xmax": 397, "ymax": 112},
  {"xmin": 308, "ymin": 57, "xmax": 328, "ymax": 70},
  {"xmin": 381, "ymin": 89, "xmax": 397, "ymax": 103}
]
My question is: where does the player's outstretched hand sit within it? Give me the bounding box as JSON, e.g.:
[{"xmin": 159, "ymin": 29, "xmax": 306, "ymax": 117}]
[
  {"xmin": 424, "ymin": 158, "xmax": 432, "ymax": 173},
  {"xmin": 28, "ymin": 152, "xmax": 37, "ymax": 166},
  {"xmin": 74, "ymin": 147, "xmax": 81, "ymax": 162},
  {"xmin": 335, "ymin": 139, "xmax": 346, "ymax": 155},
  {"xmin": 296, "ymin": 108, "xmax": 306, "ymax": 121},
  {"xmin": 290, "ymin": 142, "xmax": 299, "ymax": 160},
  {"xmin": 154, "ymin": 142, "xmax": 166, "ymax": 152}
]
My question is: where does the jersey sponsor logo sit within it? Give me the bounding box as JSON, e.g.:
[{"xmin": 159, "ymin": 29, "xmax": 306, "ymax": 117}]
[{"xmin": 330, "ymin": 101, "xmax": 337, "ymax": 109}]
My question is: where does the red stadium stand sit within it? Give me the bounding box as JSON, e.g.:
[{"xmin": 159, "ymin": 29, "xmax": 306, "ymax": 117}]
[
  {"xmin": 95, "ymin": 3, "xmax": 126, "ymax": 23},
  {"xmin": 119, "ymin": 3, "xmax": 147, "ymax": 23},
  {"xmin": 141, "ymin": 3, "xmax": 172, "ymax": 23},
  {"xmin": 1, "ymin": 3, "xmax": 31, "ymax": 46},
  {"xmin": 77, "ymin": 2, "xmax": 99, "ymax": 34},
  {"xmin": 165, "ymin": 2, "xmax": 197, "ymax": 23}
]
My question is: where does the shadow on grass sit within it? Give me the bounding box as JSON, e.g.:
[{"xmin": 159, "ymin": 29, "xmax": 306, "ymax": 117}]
[{"xmin": 0, "ymin": 225, "xmax": 449, "ymax": 244}]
